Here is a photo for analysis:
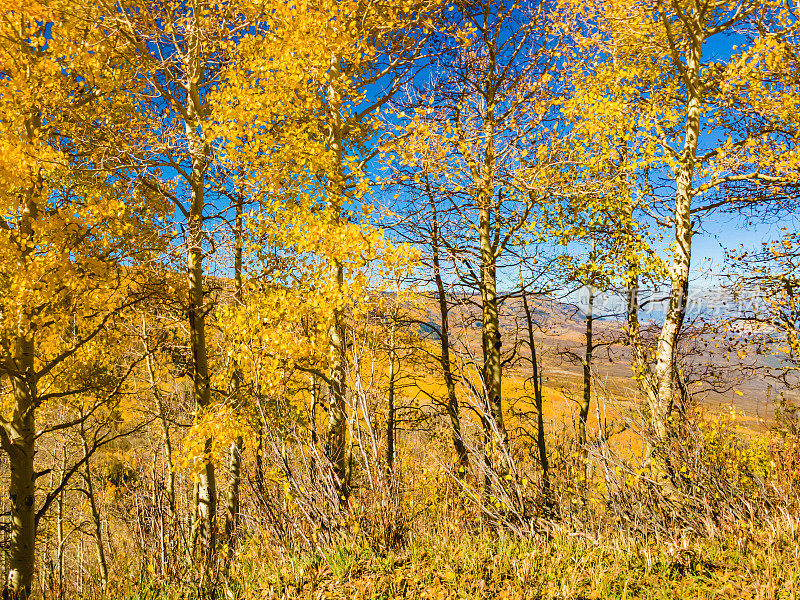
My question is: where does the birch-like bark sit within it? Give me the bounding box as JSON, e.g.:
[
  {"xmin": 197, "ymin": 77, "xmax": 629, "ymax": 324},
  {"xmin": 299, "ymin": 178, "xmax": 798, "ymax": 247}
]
[
  {"xmin": 324, "ymin": 54, "xmax": 349, "ymax": 492},
  {"xmin": 224, "ymin": 191, "xmax": 244, "ymax": 566},
  {"xmin": 6, "ymin": 343, "xmax": 36, "ymax": 599},
  {"xmin": 478, "ymin": 105, "xmax": 507, "ymax": 456},
  {"xmin": 57, "ymin": 461, "xmax": 64, "ymax": 600},
  {"xmin": 386, "ymin": 320, "xmax": 396, "ymax": 473},
  {"xmin": 5, "ymin": 181, "xmax": 41, "ymax": 599},
  {"xmin": 652, "ymin": 26, "xmax": 702, "ymax": 438},
  {"xmin": 185, "ymin": 65, "xmax": 216, "ymax": 585}
]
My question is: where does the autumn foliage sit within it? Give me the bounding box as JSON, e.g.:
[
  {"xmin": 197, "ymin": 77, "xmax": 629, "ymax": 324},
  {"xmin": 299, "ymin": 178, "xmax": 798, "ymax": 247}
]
[{"xmin": 0, "ymin": 0, "xmax": 799, "ymax": 598}]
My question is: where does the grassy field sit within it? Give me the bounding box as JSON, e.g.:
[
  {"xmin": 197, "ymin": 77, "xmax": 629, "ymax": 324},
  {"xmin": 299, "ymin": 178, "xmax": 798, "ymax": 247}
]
[{"xmin": 114, "ymin": 516, "xmax": 800, "ymax": 600}]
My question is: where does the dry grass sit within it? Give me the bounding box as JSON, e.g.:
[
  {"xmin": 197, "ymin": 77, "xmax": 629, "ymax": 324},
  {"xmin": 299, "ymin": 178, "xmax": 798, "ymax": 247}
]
[
  {"xmin": 108, "ymin": 514, "xmax": 800, "ymax": 599},
  {"xmin": 92, "ymin": 398, "xmax": 800, "ymax": 600}
]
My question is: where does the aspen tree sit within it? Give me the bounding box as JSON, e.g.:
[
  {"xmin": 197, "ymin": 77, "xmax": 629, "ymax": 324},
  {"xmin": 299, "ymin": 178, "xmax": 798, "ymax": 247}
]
[
  {"xmin": 315, "ymin": 0, "xmax": 437, "ymax": 492},
  {"xmin": 565, "ymin": 0, "xmax": 800, "ymax": 436},
  {"xmin": 213, "ymin": 0, "xmax": 438, "ymax": 495},
  {"xmin": 728, "ymin": 230, "xmax": 800, "ymax": 385},
  {"xmin": 389, "ymin": 141, "xmax": 471, "ymax": 472},
  {"xmin": 96, "ymin": 0, "xmax": 253, "ymax": 581},
  {"xmin": 399, "ymin": 0, "xmax": 565, "ymax": 474},
  {"xmin": 222, "ymin": 184, "xmax": 244, "ymax": 567},
  {"xmin": 0, "ymin": 2, "xmax": 164, "ymax": 595}
]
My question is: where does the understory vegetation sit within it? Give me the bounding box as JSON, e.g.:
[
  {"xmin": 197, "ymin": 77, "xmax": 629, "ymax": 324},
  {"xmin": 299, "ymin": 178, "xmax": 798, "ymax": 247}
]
[{"xmin": 91, "ymin": 405, "xmax": 800, "ymax": 600}]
